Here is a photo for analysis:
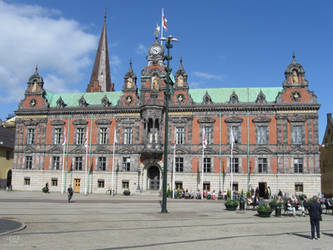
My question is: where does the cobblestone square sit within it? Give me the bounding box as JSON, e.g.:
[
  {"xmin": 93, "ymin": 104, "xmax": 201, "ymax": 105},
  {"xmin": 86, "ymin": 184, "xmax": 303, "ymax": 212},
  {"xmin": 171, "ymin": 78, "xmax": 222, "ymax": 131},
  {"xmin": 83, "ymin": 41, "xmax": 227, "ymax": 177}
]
[{"xmin": 0, "ymin": 191, "xmax": 332, "ymax": 250}]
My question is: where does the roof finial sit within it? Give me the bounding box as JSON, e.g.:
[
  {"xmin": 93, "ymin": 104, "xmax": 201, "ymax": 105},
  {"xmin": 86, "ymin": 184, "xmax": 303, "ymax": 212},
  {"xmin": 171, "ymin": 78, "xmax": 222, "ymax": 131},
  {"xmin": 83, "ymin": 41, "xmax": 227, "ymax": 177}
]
[
  {"xmin": 129, "ymin": 58, "xmax": 133, "ymax": 72},
  {"xmin": 180, "ymin": 57, "xmax": 183, "ymax": 65},
  {"xmin": 35, "ymin": 64, "xmax": 39, "ymax": 74},
  {"xmin": 292, "ymin": 50, "xmax": 296, "ymax": 60},
  {"xmin": 104, "ymin": 7, "xmax": 107, "ymax": 22}
]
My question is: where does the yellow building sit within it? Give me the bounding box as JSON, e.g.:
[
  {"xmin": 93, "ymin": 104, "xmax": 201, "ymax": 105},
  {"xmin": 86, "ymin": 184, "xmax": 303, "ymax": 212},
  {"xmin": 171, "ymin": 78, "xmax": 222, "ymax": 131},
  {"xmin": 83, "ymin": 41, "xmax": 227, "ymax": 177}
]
[
  {"xmin": 321, "ymin": 113, "xmax": 333, "ymax": 196},
  {"xmin": 0, "ymin": 125, "xmax": 15, "ymax": 189}
]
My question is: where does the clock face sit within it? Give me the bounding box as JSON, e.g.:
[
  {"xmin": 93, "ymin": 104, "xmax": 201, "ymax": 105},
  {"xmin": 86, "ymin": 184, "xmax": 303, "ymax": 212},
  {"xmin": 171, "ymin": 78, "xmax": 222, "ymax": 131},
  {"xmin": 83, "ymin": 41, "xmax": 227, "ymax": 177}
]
[
  {"xmin": 125, "ymin": 95, "xmax": 133, "ymax": 104},
  {"xmin": 30, "ymin": 99, "xmax": 37, "ymax": 107},
  {"xmin": 150, "ymin": 45, "xmax": 161, "ymax": 55},
  {"xmin": 291, "ymin": 91, "xmax": 301, "ymax": 102},
  {"xmin": 177, "ymin": 94, "xmax": 185, "ymax": 103}
]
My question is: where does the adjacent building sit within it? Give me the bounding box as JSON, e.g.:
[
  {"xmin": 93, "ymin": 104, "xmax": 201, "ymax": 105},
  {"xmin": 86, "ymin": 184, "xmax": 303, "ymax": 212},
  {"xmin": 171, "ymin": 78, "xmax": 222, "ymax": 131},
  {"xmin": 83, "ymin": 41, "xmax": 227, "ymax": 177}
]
[
  {"xmin": 0, "ymin": 125, "xmax": 15, "ymax": 189},
  {"xmin": 320, "ymin": 113, "xmax": 333, "ymax": 196},
  {"xmin": 12, "ymin": 20, "xmax": 321, "ymax": 196}
]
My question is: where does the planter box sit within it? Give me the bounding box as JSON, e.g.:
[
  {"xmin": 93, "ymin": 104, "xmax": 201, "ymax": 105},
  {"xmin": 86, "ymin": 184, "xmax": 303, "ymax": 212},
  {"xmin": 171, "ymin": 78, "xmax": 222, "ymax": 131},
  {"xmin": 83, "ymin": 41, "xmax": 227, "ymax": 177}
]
[
  {"xmin": 225, "ymin": 204, "xmax": 238, "ymax": 211},
  {"xmin": 258, "ymin": 210, "xmax": 272, "ymax": 217}
]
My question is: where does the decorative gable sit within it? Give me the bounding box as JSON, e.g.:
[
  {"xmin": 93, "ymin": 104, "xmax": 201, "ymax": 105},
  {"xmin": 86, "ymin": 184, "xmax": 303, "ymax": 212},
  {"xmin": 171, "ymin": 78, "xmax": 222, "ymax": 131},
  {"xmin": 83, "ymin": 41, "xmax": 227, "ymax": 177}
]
[
  {"xmin": 229, "ymin": 91, "xmax": 239, "ymax": 104},
  {"xmin": 202, "ymin": 91, "xmax": 213, "ymax": 104},
  {"xmin": 79, "ymin": 96, "xmax": 88, "ymax": 107}
]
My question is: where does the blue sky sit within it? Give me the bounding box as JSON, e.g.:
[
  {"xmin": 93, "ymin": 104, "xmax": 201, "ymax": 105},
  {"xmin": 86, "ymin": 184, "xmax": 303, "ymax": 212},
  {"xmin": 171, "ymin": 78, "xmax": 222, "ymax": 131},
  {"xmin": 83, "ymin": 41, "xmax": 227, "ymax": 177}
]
[{"xmin": 0, "ymin": 0, "xmax": 332, "ymax": 141}]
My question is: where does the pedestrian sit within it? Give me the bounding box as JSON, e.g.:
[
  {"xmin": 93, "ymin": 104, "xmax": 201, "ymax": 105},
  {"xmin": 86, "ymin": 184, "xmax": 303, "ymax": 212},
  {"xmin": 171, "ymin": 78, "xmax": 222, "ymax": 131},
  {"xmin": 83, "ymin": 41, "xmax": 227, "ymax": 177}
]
[
  {"xmin": 304, "ymin": 196, "xmax": 322, "ymax": 240},
  {"xmin": 67, "ymin": 185, "xmax": 74, "ymax": 203}
]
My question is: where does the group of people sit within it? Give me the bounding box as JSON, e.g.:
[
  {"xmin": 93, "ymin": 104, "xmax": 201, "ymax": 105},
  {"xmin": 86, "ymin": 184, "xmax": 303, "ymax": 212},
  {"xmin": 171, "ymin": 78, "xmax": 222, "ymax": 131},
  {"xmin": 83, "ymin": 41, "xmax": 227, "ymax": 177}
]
[{"xmin": 171, "ymin": 188, "xmax": 222, "ymax": 200}]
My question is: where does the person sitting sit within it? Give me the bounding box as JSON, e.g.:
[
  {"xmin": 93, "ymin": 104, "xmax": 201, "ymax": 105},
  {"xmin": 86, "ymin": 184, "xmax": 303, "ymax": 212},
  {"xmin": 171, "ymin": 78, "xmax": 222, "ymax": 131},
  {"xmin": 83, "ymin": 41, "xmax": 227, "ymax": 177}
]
[
  {"xmin": 287, "ymin": 199, "xmax": 296, "ymax": 216},
  {"xmin": 206, "ymin": 190, "xmax": 212, "ymax": 200},
  {"xmin": 184, "ymin": 189, "xmax": 190, "ymax": 199},
  {"xmin": 292, "ymin": 194, "xmax": 305, "ymax": 216},
  {"xmin": 189, "ymin": 190, "xmax": 194, "ymax": 199},
  {"xmin": 325, "ymin": 198, "xmax": 333, "ymax": 213},
  {"xmin": 212, "ymin": 190, "xmax": 216, "ymax": 200},
  {"xmin": 196, "ymin": 189, "xmax": 201, "ymax": 199}
]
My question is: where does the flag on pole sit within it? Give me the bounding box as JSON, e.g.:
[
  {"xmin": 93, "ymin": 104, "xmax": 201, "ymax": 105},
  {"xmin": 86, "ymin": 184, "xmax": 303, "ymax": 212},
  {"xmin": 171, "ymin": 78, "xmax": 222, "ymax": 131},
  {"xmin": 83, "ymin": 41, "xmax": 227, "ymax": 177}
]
[
  {"xmin": 62, "ymin": 129, "xmax": 66, "ymax": 146},
  {"xmin": 162, "ymin": 8, "xmax": 167, "ymax": 30},
  {"xmin": 113, "ymin": 128, "xmax": 117, "ymax": 144},
  {"xmin": 230, "ymin": 129, "xmax": 235, "ymax": 150},
  {"xmin": 202, "ymin": 128, "xmax": 207, "ymax": 149},
  {"xmin": 84, "ymin": 131, "xmax": 88, "ymax": 149}
]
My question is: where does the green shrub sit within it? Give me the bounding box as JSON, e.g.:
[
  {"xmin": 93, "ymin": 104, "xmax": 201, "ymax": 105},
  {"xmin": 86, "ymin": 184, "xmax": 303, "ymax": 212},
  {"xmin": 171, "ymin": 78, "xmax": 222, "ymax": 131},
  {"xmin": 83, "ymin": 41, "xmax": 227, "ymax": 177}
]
[
  {"xmin": 225, "ymin": 199, "xmax": 239, "ymax": 207},
  {"xmin": 299, "ymin": 194, "xmax": 307, "ymax": 200},
  {"xmin": 257, "ymin": 204, "xmax": 272, "ymax": 213},
  {"xmin": 269, "ymin": 199, "xmax": 282, "ymax": 209},
  {"xmin": 227, "ymin": 190, "xmax": 231, "ymax": 199},
  {"xmin": 123, "ymin": 190, "xmax": 130, "ymax": 196}
]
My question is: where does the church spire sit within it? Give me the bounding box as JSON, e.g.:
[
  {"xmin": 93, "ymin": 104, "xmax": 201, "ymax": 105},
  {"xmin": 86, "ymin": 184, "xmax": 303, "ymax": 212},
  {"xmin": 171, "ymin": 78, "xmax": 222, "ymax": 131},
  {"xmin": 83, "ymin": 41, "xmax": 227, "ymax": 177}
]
[{"xmin": 86, "ymin": 15, "xmax": 113, "ymax": 92}]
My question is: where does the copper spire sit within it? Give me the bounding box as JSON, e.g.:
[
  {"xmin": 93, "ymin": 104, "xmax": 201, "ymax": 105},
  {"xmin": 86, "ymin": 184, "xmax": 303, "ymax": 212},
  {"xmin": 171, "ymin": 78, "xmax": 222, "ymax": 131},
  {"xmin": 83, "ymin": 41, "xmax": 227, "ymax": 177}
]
[{"xmin": 86, "ymin": 15, "xmax": 112, "ymax": 92}]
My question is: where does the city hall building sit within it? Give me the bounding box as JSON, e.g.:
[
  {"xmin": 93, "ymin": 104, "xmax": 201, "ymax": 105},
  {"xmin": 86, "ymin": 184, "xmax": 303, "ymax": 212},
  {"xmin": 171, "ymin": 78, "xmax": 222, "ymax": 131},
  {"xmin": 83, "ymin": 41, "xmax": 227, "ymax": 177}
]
[{"xmin": 12, "ymin": 20, "xmax": 321, "ymax": 196}]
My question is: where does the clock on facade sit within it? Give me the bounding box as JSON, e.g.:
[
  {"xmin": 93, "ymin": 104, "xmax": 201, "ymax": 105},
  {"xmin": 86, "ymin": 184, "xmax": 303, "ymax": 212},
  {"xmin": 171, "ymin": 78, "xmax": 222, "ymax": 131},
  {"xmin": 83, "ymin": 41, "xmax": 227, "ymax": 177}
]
[
  {"xmin": 125, "ymin": 95, "xmax": 133, "ymax": 104},
  {"xmin": 150, "ymin": 45, "xmax": 162, "ymax": 55},
  {"xmin": 30, "ymin": 99, "xmax": 37, "ymax": 107},
  {"xmin": 177, "ymin": 94, "xmax": 185, "ymax": 103},
  {"xmin": 291, "ymin": 91, "xmax": 301, "ymax": 102}
]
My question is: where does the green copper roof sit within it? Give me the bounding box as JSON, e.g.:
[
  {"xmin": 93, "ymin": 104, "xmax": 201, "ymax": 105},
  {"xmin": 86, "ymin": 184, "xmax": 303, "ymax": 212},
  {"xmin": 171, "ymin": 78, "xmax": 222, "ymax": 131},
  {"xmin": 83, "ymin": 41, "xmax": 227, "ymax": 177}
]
[
  {"xmin": 45, "ymin": 87, "xmax": 282, "ymax": 108},
  {"xmin": 189, "ymin": 87, "xmax": 282, "ymax": 103},
  {"xmin": 45, "ymin": 91, "xmax": 123, "ymax": 108}
]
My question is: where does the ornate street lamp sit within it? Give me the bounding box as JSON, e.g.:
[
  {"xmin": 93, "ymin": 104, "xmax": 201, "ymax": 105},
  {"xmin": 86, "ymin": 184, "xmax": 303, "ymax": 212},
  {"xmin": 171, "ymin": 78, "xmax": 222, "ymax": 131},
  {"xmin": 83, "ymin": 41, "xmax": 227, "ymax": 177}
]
[{"xmin": 160, "ymin": 35, "xmax": 178, "ymax": 213}]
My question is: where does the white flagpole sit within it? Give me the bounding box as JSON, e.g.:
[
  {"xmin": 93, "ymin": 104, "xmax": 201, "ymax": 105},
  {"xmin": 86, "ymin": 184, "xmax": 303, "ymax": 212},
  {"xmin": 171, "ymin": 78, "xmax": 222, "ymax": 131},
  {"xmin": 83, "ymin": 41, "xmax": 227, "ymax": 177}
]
[
  {"xmin": 111, "ymin": 128, "xmax": 116, "ymax": 196},
  {"xmin": 160, "ymin": 8, "xmax": 164, "ymax": 45},
  {"xmin": 61, "ymin": 128, "xmax": 66, "ymax": 194},
  {"xmin": 230, "ymin": 129, "xmax": 234, "ymax": 200},
  {"xmin": 201, "ymin": 128, "xmax": 206, "ymax": 200},
  {"xmin": 84, "ymin": 131, "xmax": 89, "ymax": 195},
  {"xmin": 201, "ymin": 144, "xmax": 204, "ymax": 200},
  {"xmin": 172, "ymin": 129, "xmax": 176, "ymax": 198}
]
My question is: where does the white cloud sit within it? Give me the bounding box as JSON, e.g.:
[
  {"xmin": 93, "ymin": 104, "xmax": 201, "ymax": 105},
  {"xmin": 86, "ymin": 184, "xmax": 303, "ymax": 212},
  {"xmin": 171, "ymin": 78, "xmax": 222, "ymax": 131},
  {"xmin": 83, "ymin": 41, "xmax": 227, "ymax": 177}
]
[
  {"xmin": 189, "ymin": 81, "xmax": 201, "ymax": 89},
  {"xmin": 0, "ymin": 0, "xmax": 98, "ymax": 103},
  {"xmin": 193, "ymin": 72, "xmax": 226, "ymax": 81},
  {"xmin": 136, "ymin": 44, "xmax": 147, "ymax": 55}
]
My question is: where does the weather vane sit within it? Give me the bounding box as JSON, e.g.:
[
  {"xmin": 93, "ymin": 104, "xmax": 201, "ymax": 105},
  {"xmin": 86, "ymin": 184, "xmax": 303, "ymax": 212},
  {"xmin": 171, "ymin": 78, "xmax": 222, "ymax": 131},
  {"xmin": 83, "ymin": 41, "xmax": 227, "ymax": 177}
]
[{"xmin": 154, "ymin": 24, "xmax": 160, "ymax": 39}]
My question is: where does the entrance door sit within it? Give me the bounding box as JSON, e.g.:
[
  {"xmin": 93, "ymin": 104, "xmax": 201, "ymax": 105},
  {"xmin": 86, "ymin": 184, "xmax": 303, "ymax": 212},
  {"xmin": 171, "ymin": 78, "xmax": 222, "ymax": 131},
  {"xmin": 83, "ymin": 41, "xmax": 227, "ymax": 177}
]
[
  {"xmin": 258, "ymin": 182, "xmax": 266, "ymax": 198},
  {"xmin": 74, "ymin": 179, "xmax": 80, "ymax": 193},
  {"xmin": 148, "ymin": 166, "xmax": 160, "ymax": 190},
  {"xmin": 6, "ymin": 170, "xmax": 12, "ymax": 188}
]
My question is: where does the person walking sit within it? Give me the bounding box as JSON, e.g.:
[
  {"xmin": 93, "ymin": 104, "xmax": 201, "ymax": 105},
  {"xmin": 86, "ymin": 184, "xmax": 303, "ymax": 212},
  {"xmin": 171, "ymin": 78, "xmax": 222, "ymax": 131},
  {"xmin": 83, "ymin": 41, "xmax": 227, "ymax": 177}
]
[
  {"xmin": 67, "ymin": 185, "xmax": 74, "ymax": 203},
  {"xmin": 304, "ymin": 196, "xmax": 322, "ymax": 240}
]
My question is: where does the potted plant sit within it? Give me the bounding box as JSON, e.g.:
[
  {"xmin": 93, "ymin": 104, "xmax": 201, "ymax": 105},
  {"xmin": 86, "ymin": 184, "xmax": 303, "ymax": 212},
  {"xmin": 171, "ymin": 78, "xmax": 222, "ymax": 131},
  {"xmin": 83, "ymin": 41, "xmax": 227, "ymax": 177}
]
[
  {"xmin": 176, "ymin": 189, "xmax": 181, "ymax": 199},
  {"xmin": 270, "ymin": 199, "xmax": 282, "ymax": 216},
  {"xmin": 167, "ymin": 188, "xmax": 172, "ymax": 198},
  {"xmin": 239, "ymin": 190, "xmax": 246, "ymax": 210},
  {"xmin": 226, "ymin": 190, "xmax": 231, "ymax": 200},
  {"xmin": 299, "ymin": 194, "xmax": 307, "ymax": 201},
  {"xmin": 225, "ymin": 199, "xmax": 239, "ymax": 211},
  {"xmin": 123, "ymin": 189, "xmax": 130, "ymax": 196},
  {"xmin": 257, "ymin": 204, "xmax": 273, "ymax": 217}
]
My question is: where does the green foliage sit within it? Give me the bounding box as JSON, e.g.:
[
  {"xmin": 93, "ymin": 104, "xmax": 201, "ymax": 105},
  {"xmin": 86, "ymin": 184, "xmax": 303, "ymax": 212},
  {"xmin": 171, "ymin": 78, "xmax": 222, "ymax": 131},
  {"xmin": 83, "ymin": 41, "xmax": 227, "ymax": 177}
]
[
  {"xmin": 299, "ymin": 194, "xmax": 307, "ymax": 200},
  {"xmin": 269, "ymin": 199, "xmax": 282, "ymax": 209},
  {"xmin": 225, "ymin": 199, "xmax": 239, "ymax": 207},
  {"xmin": 247, "ymin": 190, "xmax": 251, "ymax": 198},
  {"xmin": 257, "ymin": 204, "xmax": 272, "ymax": 213},
  {"xmin": 123, "ymin": 189, "xmax": 130, "ymax": 196},
  {"xmin": 167, "ymin": 189, "xmax": 172, "ymax": 196},
  {"xmin": 227, "ymin": 190, "xmax": 231, "ymax": 198}
]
